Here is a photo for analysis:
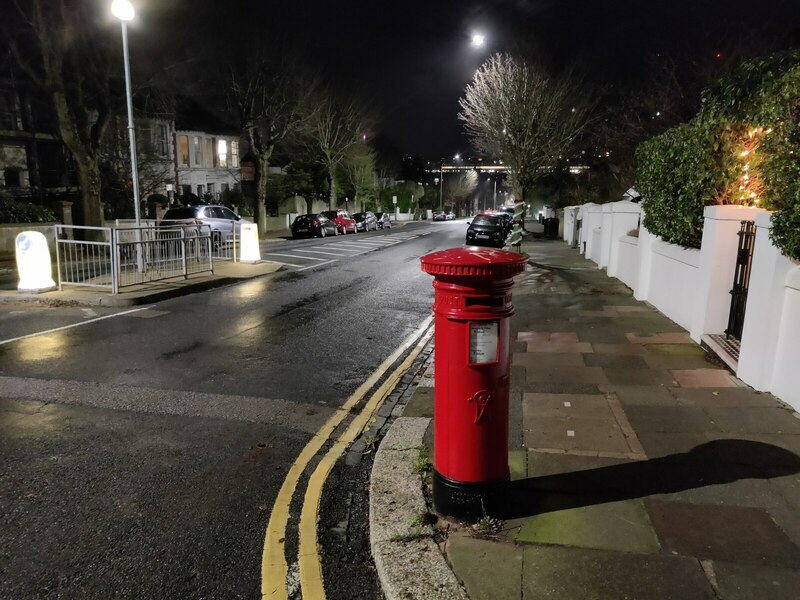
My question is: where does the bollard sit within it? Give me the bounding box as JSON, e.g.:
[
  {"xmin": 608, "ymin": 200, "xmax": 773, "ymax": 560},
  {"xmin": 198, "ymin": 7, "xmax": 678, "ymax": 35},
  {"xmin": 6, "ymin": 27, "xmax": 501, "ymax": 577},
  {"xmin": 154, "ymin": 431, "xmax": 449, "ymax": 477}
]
[{"xmin": 420, "ymin": 247, "xmax": 527, "ymax": 521}]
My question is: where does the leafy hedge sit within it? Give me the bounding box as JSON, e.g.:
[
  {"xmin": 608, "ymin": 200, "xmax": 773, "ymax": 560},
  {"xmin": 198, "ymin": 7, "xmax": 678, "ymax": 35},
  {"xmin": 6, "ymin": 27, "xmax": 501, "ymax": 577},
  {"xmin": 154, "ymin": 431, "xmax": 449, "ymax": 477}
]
[
  {"xmin": 0, "ymin": 196, "xmax": 58, "ymax": 224},
  {"xmin": 636, "ymin": 50, "xmax": 800, "ymax": 259}
]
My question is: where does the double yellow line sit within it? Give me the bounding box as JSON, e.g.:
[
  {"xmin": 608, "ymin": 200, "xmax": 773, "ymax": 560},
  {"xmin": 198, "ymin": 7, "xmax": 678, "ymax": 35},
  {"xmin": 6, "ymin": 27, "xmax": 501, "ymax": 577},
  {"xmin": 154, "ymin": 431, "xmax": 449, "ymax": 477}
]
[{"xmin": 261, "ymin": 317, "xmax": 434, "ymax": 599}]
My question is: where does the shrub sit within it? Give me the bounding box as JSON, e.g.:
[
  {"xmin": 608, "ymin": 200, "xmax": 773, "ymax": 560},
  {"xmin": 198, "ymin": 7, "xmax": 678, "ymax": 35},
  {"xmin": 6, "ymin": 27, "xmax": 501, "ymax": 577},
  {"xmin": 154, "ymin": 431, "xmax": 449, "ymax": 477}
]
[
  {"xmin": 0, "ymin": 196, "xmax": 58, "ymax": 224},
  {"xmin": 636, "ymin": 123, "xmax": 726, "ymax": 248},
  {"xmin": 635, "ymin": 50, "xmax": 800, "ymax": 259}
]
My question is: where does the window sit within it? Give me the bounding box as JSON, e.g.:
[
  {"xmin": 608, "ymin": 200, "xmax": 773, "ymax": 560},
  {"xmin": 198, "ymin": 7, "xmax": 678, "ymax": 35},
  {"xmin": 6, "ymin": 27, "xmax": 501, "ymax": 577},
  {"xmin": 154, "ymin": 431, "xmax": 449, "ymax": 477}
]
[
  {"xmin": 220, "ymin": 207, "xmax": 238, "ymax": 220},
  {"xmin": 222, "ymin": 183, "xmax": 230, "ymax": 192},
  {"xmin": 181, "ymin": 184, "xmax": 191, "ymax": 196},
  {"xmin": 193, "ymin": 136, "xmax": 202, "ymax": 166},
  {"xmin": 207, "ymin": 183, "xmax": 215, "ymax": 196},
  {"xmin": 197, "ymin": 184, "xmax": 204, "ymax": 196},
  {"xmin": 230, "ymin": 141, "xmax": 239, "ymax": 168},
  {"xmin": 218, "ymin": 139, "xmax": 227, "ymax": 168},
  {"xmin": 4, "ymin": 168, "xmax": 21, "ymax": 187},
  {"xmin": 179, "ymin": 135, "xmax": 189, "ymax": 166},
  {"xmin": 204, "ymin": 138, "xmax": 214, "ymax": 168},
  {"xmin": 157, "ymin": 124, "xmax": 168, "ymax": 156}
]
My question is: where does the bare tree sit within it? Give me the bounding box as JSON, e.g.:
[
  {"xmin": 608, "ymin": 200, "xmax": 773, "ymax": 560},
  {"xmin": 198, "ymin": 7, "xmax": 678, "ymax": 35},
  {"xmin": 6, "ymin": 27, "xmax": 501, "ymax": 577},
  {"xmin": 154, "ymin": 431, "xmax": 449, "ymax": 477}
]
[
  {"xmin": 10, "ymin": 0, "xmax": 120, "ymax": 227},
  {"xmin": 458, "ymin": 53, "xmax": 590, "ymax": 204},
  {"xmin": 229, "ymin": 53, "xmax": 309, "ymax": 233},
  {"xmin": 305, "ymin": 93, "xmax": 368, "ymax": 209}
]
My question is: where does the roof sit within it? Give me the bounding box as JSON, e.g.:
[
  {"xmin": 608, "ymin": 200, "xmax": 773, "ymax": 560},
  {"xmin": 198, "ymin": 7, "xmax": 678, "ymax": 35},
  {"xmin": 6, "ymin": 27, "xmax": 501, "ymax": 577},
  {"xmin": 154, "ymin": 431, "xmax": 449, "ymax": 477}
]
[{"xmin": 173, "ymin": 96, "xmax": 239, "ymax": 136}]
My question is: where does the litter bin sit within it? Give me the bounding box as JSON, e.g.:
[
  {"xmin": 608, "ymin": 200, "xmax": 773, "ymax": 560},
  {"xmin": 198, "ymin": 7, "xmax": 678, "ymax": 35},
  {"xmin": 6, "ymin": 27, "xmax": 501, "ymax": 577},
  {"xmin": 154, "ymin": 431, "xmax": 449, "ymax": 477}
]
[{"xmin": 544, "ymin": 217, "xmax": 560, "ymax": 239}]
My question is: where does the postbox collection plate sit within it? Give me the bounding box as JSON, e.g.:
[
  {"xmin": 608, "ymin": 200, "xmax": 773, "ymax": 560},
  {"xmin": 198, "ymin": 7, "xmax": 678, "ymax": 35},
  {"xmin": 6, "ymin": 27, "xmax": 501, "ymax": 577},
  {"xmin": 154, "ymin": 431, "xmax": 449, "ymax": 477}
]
[{"xmin": 468, "ymin": 321, "xmax": 499, "ymax": 365}]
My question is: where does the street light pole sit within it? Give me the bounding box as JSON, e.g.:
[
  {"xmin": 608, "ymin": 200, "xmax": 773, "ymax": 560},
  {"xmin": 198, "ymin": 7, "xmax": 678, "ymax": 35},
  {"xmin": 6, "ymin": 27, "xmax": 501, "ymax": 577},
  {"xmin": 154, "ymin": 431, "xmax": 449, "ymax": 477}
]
[
  {"xmin": 439, "ymin": 163, "xmax": 443, "ymax": 212},
  {"xmin": 112, "ymin": 0, "xmax": 141, "ymax": 226}
]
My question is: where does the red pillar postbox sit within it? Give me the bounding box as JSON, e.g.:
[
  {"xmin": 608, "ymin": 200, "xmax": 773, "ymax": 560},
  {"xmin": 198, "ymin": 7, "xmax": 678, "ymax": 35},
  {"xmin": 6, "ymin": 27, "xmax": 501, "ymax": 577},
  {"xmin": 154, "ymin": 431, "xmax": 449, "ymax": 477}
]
[{"xmin": 420, "ymin": 247, "xmax": 527, "ymax": 521}]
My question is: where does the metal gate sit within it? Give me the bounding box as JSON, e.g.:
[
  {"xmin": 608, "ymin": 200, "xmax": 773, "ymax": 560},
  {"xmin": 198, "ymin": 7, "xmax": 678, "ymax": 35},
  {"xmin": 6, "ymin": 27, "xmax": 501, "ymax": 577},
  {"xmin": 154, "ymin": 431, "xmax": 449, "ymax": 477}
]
[{"xmin": 725, "ymin": 220, "xmax": 756, "ymax": 339}]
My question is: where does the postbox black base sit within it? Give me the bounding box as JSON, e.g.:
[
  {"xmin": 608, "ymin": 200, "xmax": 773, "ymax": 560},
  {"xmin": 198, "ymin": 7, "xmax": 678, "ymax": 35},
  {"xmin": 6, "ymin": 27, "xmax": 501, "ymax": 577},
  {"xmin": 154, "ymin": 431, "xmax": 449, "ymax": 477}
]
[{"xmin": 433, "ymin": 470, "xmax": 508, "ymax": 523}]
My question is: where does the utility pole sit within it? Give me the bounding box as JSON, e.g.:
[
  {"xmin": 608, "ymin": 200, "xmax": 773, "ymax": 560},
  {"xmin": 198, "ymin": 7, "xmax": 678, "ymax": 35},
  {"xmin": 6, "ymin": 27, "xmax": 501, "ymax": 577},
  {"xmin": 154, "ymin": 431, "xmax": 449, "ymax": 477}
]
[{"xmin": 439, "ymin": 163, "xmax": 444, "ymax": 212}]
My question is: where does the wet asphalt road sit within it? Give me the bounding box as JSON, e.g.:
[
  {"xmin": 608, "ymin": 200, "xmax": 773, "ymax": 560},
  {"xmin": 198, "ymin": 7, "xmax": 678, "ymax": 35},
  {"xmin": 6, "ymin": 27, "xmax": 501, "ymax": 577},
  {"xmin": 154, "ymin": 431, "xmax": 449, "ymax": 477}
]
[{"xmin": 0, "ymin": 221, "xmax": 467, "ymax": 599}]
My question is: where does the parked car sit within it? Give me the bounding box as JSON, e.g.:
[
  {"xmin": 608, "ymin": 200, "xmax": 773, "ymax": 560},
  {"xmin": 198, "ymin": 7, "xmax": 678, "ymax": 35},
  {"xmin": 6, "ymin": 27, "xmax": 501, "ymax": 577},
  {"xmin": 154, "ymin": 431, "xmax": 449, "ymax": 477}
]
[
  {"xmin": 353, "ymin": 211, "xmax": 378, "ymax": 231},
  {"xmin": 321, "ymin": 209, "xmax": 358, "ymax": 234},
  {"xmin": 465, "ymin": 215, "xmax": 506, "ymax": 248},
  {"xmin": 291, "ymin": 213, "xmax": 338, "ymax": 238},
  {"xmin": 374, "ymin": 212, "xmax": 392, "ymax": 229},
  {"xmin": 445, "ymin": 211, "xmax": 456, "ymax": 220},
  {"xmin": 159, "ymin": 204, "xmax": 250, "ymax": 249}
]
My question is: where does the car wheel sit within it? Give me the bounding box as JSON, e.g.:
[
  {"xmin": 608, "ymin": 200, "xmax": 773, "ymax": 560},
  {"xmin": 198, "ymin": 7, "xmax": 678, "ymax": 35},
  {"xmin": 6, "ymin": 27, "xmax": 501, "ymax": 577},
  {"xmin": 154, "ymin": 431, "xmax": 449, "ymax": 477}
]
[
  {"xmin": 211, "ymin": 231, "xmax": 222, "ymax": 251},
  {"xmin": 319, "ymin": 228, "xmax": 326, "ymax": 238}
]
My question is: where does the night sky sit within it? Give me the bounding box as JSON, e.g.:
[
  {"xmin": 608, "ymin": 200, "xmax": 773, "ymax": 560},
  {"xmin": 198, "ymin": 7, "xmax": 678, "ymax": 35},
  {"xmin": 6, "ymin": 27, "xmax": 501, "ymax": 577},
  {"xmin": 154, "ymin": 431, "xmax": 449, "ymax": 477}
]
[{"xmin": 126, "ymin": 0, "xmax": 800, "ymax": 158}]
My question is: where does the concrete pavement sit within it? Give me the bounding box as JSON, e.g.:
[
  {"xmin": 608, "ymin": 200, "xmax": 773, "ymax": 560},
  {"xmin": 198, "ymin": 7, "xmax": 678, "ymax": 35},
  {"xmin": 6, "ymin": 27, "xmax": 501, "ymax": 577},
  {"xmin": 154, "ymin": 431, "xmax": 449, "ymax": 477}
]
[{"xmin": 373, "ymin": 236, "xmax": 800, "ymax": 600}]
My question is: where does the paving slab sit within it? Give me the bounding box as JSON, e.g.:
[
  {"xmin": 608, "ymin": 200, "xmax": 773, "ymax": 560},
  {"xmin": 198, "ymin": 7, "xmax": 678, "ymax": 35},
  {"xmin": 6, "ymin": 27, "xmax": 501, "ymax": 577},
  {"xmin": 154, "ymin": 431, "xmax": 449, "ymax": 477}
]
[
  {"xmin": 623, "ymin": 405, "xmax": 718, "ymax": 433},
  {"xmin": 671, "ymin": 387, "xmax": 783, "ymax": 408},
  {"xmin": 703, "ymin": 407, "xmax": 800, "ymax": 435},
  {"xmin": 403, "ymin": 386, "xmax": 434, "ymax": 418},
  {"xmin": 508, "ymin": 450, "xmax": 527, "ymax": 481},
  {"xmin": 524, "ymin": 416, "xmax": 632, "ymax": 454},
  {"xmin": 713, "ymin": 562, "xmax": 800, "ymax": 600},
  {"xmin": 635, "ymin": 432, "xmax": 711, "ymax": 457},
  {"xmin": 522, "ymin": 381, "xmax": 604, "ymax": 395},
  {"xmin": 512, "ymin": 352, "xmax": 585, "ymax": 368},
  {"xmin": 445, "ymin": 533, "xmax": 523, "ymax": 600},
  {"xmin": 583, "ymin": 353, "xmax": 649, "ymax": 368},
  {"xmin": 627, "ymin": 332, "xmax": 694, "ymax": 344},
  {"xmin": 525, "ymin": 341, "xmax": 594, "ymax": 353},
  {"xmin": 646, "ymin": 499, "xmax": 800, "ymax": 568},
  {"xmin": 603, "ymin": 366, "xmax": 676, "ymax": 386},
  {"xmin": 591, "ymin": 343, "xmax": 648, "ymax": 355},
  {"xmin": 525, "ymin": 365, "xmax": 608, "ymax": 385},
  {"xmin": 521, "ymin": 545, "xmax": 715, "ymax": 600},
  {"xmin": 602, "ymin": 385, "xmax": 679, "ymax": 407},
  {"xmin": 671, "ymin": 368, "xmax": 741, "ymax": 388},
  {"xmin": 513, "ymin": 498, "xmax": 660, "ymax": 553},
  {"xmin": 523, "ymin": 393, "xmax": 613, "ymax": 420}
]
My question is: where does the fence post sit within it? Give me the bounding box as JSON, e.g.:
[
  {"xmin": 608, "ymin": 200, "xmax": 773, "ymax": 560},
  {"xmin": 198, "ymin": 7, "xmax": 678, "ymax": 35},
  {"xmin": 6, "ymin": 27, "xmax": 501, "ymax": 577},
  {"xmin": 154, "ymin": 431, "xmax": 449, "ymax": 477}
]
[
  {"xmin": 111, "ymin": 227, "xmax": 119, "ymax": 294},
  {"xmin": 181, "ymin": 227, "xmax": 188, "ymax": 279},
  {"xmin": 233, "ymin": 225, "xmax": 237, "ymax": 263}
]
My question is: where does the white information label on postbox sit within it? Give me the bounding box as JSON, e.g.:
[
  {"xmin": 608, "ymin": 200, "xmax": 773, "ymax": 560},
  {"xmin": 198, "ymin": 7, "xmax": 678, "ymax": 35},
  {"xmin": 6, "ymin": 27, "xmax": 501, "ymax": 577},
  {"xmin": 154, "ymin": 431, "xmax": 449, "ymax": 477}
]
[{"xmin": 469, "ymin": 322, "xmax": 498, "ymax": 364}]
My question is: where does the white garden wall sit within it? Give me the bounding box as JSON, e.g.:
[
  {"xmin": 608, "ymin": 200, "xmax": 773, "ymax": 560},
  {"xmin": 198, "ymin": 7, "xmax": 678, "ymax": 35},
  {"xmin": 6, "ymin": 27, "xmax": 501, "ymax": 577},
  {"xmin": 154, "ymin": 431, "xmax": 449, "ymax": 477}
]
[
  {"xmin": 615, "ymin": 236, "xmax": 640, "ymax": 290},
  {"xmin": 647, "ymin": 239, "xmax": 701, "ymax": 332},
  {"xmin": 573, "ymin": 200, "xmax": 798, "ymax": 411}
]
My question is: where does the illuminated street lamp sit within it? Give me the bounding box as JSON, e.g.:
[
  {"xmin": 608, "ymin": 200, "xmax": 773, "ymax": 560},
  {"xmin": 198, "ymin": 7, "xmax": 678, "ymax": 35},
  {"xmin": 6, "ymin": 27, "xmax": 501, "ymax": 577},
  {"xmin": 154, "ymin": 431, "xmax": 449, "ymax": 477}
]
[
  {"xmin": 471, "ymin": 33, "xmax": 485, "ymax": 47},
  {"xmin": 111, "ymin": 0, "xmax": 141, "ymax": 226}
]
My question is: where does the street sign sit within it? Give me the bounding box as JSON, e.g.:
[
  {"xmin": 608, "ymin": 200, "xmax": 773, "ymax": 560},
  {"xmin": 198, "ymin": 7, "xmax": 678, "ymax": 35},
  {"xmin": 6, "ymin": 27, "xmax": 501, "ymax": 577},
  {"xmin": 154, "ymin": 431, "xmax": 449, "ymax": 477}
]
[{"xmin": 392, "ymin": 196, "xmax": 397, "ymax": 205}]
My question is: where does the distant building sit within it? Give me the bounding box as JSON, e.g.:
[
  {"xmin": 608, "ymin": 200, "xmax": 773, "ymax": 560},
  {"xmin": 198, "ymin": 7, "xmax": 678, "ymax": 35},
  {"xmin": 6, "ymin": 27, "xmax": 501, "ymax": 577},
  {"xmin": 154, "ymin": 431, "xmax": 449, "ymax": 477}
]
[{"xmin": 173, "ymin": 98, "xmax": 241, "ymax": 202}]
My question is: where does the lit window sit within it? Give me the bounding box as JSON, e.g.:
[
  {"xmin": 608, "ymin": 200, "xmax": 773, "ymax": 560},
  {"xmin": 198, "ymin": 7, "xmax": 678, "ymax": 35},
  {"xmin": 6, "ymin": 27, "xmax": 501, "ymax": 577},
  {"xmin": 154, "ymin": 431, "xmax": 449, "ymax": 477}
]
[
  {"xmin": 179, "ymin": 135, "xmax": 189, "ymax": 166},
  {"xmin": 204, "ymin": 138, "xmax": 214, "ymax": 168},
  {"xmin": 218, "ymin": 139, "xmax": 228, "ymax": 168},
  {"xmin": 231, "ymin": 141, "xmax": 239, "ymax": 168},
  {"xmin": 193, "ymin": 136, "xmax": 202, "ymax": 166}
]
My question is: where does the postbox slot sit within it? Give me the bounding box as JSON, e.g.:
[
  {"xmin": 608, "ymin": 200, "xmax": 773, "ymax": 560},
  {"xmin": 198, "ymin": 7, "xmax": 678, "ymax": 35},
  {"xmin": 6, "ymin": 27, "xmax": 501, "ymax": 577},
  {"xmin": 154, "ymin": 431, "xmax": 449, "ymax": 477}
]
[{"xmin": 465, "ymin": 296, "xmax": 504, "ymax": 308}]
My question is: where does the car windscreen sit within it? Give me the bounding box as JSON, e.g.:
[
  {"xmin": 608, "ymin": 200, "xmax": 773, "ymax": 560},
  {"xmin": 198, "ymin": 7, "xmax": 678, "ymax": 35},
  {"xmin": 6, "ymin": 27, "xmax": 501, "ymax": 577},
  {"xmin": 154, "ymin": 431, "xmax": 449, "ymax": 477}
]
[
  {"xmin": 353, "ymin": 213, "xmax": 365, "ymax": 221},
  {"xmin": 471, "ymin": 216, "xmax": 500, "ymax": 226},
  {"xmin": 375, "ymin": 212, "xmax": 384, "ymax": 219},
  {"xmin": 162, "ymin": 208, "xmax": 197, "ymax": 219},
  {"xmin": 294, "ymin": 215, "xmax": 313, "ymax": 224}
]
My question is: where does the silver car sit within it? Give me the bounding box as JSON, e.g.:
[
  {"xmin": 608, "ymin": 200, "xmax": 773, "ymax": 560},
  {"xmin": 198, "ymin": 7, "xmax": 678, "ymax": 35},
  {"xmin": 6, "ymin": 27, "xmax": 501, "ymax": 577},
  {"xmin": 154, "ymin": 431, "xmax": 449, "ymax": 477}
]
[{"xmin": 160, "ymin": 205, "xmax": 250, "ymax": 249}]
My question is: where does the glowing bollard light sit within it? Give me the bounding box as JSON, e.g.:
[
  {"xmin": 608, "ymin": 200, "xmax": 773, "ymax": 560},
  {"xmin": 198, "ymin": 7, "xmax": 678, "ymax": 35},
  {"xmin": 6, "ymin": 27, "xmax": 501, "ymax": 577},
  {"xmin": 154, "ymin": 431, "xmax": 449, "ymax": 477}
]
[
  {"xmin": 239, "ymin": 223, "xmax": 261, "ymax": 263},
  {"xmin": 15, "ymin": 231, "xmax": 56, "ymax": 292}
]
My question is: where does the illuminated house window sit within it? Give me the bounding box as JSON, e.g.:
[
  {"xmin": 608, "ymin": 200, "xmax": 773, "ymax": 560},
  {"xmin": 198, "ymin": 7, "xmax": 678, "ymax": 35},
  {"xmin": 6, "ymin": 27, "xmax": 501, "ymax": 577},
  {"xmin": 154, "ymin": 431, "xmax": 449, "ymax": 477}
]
[
  {"xmin": 179, "ymin": 135, "xmax": 189, "ymax": 166},
  {"xmin": 193, "ymin": 136, "xmax": 202, "ymax": 166},
  {"xmin": 231, "ymin": 141, "xmax": 239, "ymax": 168},
  {"xmin": 218, "ymin": 139, "xmax": 228, "ymax": 168},
  {"xmin": 204, "ymin": 138, "xmax": 214, "ymax": 168}
]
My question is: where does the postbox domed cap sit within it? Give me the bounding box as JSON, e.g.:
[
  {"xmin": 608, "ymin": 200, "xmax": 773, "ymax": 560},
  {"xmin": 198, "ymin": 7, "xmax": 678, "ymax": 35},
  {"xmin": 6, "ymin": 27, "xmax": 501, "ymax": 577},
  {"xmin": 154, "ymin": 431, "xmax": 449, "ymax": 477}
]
[{"xmin": 420, "ymin": 247, "xmax": 527, "ymax": 279}]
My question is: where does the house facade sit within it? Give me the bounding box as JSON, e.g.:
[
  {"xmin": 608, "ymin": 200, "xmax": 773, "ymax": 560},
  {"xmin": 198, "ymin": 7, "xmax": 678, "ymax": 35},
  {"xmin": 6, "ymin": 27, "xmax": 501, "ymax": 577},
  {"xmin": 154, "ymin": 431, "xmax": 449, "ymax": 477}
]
[{"xmin": 174, "ymin": 129, "xmax": 240, "ymax": 201}]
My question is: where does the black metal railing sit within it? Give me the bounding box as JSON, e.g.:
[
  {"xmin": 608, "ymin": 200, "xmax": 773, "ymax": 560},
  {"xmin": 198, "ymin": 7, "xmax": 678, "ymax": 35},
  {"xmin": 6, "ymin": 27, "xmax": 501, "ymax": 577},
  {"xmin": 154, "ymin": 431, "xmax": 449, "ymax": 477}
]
[{"xmin": 725, "ymin": 220, "xmax": 756, "ymax": 340}]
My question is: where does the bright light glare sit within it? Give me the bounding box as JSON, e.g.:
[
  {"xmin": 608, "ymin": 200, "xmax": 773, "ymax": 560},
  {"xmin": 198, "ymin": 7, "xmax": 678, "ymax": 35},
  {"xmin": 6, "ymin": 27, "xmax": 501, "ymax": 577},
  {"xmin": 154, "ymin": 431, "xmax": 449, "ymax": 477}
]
[
  {"xmin": 111, "ymin": 0, "xmax": 135, "ymax": 21},
  {"xmin": 454, "ymin": 153, "xmax": 461, "ymax": 160},
  {"xmin": 471, "ymin": 33, "xmax": 485, "ymax": 47}
]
